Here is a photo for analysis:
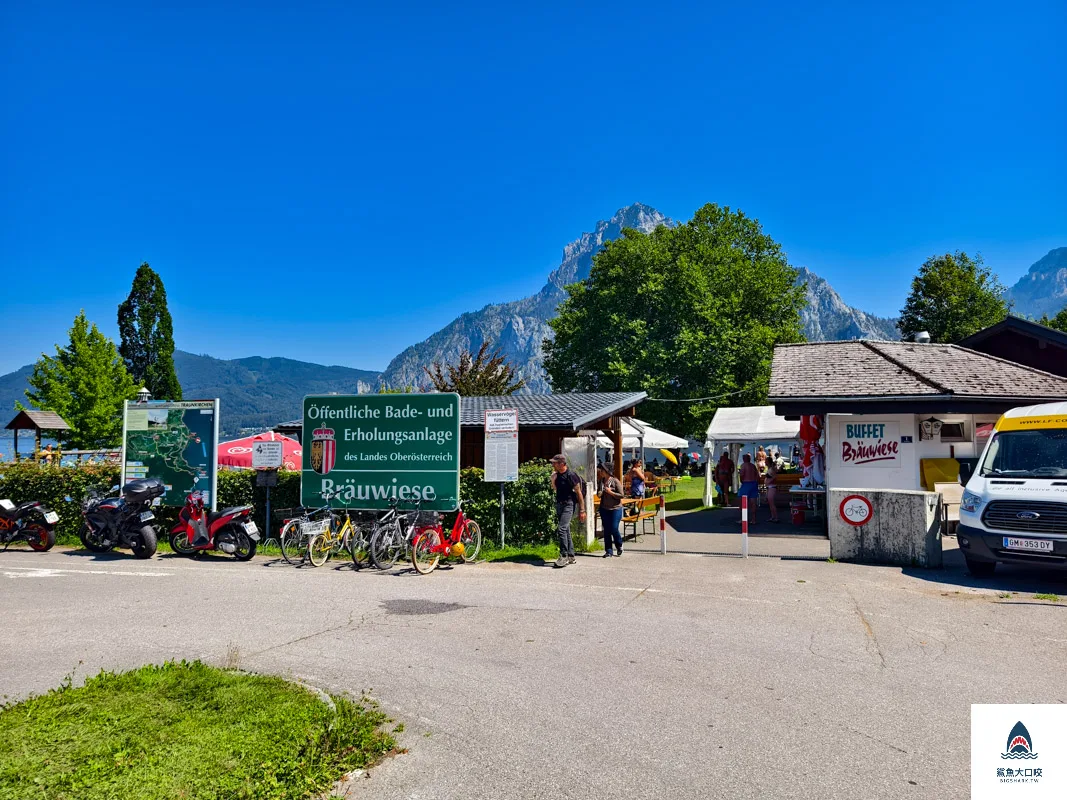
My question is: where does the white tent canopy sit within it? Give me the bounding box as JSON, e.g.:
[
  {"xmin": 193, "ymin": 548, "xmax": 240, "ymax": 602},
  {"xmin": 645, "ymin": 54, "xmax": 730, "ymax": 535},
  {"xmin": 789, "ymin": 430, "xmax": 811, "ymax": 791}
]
[
  {"xmin": 705, "ymin": 406, "xmax": 799, "ymax": 444},
  {"xmin": 703, "ymin": 406, "xmax": 800, "ymax": 505},
  {"xmin": 597, "ymin": 418, "xmax": 689, "ymax": 451}
]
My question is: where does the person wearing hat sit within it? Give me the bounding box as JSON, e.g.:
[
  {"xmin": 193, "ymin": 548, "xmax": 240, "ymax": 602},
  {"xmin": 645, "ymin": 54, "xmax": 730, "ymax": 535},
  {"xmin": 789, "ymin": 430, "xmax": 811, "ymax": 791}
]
[{"xmin": 550, "ymin": 454, "xmax": 586, "ymax": 567}]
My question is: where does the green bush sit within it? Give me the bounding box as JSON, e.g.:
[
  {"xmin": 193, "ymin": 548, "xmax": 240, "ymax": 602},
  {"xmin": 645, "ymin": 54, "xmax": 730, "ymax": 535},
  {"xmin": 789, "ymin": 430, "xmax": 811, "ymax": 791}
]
[
  {"xmin": 458, "ymin": 459, "xmax": 556, "ymax": 546},
  {"xmin": 0, "ymin": 460, "xmax": 559, "ymax": 548}
]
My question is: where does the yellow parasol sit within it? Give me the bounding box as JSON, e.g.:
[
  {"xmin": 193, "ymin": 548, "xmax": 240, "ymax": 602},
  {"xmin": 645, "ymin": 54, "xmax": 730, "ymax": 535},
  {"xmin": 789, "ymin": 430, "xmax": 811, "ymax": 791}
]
[{"xmin": 658, "ymin": 448, "xmax": 678, "ymax": 465}]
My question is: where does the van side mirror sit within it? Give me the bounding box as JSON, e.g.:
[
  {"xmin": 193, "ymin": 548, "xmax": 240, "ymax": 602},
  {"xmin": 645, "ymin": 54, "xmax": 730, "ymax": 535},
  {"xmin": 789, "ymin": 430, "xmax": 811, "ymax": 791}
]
[{"xmin": 958, "ymin": 462, "xmax": 974, "ymax": 484}]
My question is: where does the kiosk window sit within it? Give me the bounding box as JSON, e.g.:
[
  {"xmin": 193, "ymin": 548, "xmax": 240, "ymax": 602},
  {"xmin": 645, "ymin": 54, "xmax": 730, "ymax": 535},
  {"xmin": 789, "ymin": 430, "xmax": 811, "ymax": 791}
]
[{"xmin": 939, "ymin": 422, "xmax": 966, "ymax": 442}]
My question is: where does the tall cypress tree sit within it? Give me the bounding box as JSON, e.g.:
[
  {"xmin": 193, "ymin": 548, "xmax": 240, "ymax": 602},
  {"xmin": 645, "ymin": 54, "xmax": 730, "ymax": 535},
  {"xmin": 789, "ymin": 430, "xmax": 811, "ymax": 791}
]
[{"xmin": 118, "ymin": 262, "xmax": 182, "ymax": 400}]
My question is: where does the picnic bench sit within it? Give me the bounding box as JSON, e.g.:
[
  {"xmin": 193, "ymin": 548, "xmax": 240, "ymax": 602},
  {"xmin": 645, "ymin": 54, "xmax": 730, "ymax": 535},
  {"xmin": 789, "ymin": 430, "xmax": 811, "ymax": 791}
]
[{"xmin": 622, "ymin": 496, "xmax": 660, "ymax": 539}]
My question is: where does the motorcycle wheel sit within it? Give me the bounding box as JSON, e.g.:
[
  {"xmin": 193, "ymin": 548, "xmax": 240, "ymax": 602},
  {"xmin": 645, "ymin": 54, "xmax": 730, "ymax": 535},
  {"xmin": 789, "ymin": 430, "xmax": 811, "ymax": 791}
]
[
  {"xmin": 232, "ymin": 528, "xmax": 257, "ymax": 562},
  {"xmin": 25, "ymin": 523, "xmax": 56, "ymax": 552},
  {"xmin": 169, "ymin": 530, "xmax": 198, "ymax": 556},
  {"xmin": 130, "ymin": 525, "xmax": 158, "ymax": 559},
  {"xmin": 79, "ymin": 523, "xmax": 112, "ymax": 553}
]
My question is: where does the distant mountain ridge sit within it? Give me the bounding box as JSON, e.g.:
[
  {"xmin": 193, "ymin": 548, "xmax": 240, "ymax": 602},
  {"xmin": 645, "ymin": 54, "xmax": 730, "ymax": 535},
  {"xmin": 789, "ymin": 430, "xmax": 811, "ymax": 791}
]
[
  {"xmin": 381, "ymin": 203, "xmax": 670, "ymax": 392},
  {"xmin": 1006, "ymin": 247, "xmax": 1067, "ymax": 318},
  {"xmin": 796, "ymin": 268, "xmax": 899, "ymax": 341},
  {"xmin": 382, "ymin": 204, "xmax": 901, "ymax": 390},
  {"xmin": 0, "ymin": 352, "xmax": 380, "ymax": 438}
]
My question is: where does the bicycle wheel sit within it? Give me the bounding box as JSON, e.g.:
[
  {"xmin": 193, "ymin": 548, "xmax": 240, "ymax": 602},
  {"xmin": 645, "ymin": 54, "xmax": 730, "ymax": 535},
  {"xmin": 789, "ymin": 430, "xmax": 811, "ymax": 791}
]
[
  {"xmin": 307, "ymin": 532, "xmax": 333, "ymax": 567},
  {"xmin": 370, "ymin": 522, "xmax": 402, "ymax": 570},
  {"xmin": 411, "ymin": 528, "xmax": 441, "ymax": 575},
  {"xmin": 348, "ymin": 524, "xmax": 371, "ymax": 569},
  {"xmin": 460, "ymin": 520, "xmax": 482, "ymax": 563},
  {"xmin": 280, "ymin": 520, "xmax": 306, "ymax": 564}
]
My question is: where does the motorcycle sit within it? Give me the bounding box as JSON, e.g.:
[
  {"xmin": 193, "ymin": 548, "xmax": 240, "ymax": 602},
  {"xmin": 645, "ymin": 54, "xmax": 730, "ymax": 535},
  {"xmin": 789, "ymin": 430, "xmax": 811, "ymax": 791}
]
[
  {"xmin": 0, "ymin": 498, "xmax": 58, "ymax": 552},
  {"xmin": 169, "ymin": 491, "xmax": 259, "ymax": 561},
  {"xmin": 77, "ymin": 478, "xmax": 164, "ymax": 559}
]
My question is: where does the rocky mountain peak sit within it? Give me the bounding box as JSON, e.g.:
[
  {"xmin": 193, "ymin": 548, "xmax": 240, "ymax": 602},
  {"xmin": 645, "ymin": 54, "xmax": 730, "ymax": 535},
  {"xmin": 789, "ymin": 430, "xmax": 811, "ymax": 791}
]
[
  {"xmin": 1007, "ymin": 247, "xmax": 1067, "ymax": 318},
  {"xmin": 549, "ymin": 204, "xmax": 670, "ymax": 290}
]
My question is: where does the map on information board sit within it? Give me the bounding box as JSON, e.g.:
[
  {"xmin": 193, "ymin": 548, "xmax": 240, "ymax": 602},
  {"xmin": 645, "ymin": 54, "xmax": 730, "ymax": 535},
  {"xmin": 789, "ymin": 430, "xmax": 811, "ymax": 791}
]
[{"xmin": 122, "ymin": 400, "xmax": 219, "ymax": 508}]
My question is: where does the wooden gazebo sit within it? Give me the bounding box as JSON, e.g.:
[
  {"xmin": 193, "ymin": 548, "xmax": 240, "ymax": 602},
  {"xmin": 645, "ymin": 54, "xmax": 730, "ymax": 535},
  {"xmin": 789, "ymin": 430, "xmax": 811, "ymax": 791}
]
[{"xmin": 5, "ymin": 410, "xmax": 70, "ymax": 460}]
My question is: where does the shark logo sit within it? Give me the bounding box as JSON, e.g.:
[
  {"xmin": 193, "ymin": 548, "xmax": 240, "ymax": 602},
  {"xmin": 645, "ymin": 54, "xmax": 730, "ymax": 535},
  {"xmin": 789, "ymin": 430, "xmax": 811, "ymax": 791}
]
[{"xmin": 1002, "ymin": 721, "xmax": 1038, "ymax": 760}]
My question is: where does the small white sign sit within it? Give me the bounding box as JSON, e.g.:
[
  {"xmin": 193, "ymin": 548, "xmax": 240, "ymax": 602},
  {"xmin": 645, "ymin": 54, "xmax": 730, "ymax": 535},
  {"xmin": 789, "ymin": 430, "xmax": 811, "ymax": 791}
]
[
  {"xmin": 252, "ymin": 441, "xmax": 284, "ymax": 469},
  {"xmin": 484, "ymin": 409, "xmax": 519, "ymax": 482}
]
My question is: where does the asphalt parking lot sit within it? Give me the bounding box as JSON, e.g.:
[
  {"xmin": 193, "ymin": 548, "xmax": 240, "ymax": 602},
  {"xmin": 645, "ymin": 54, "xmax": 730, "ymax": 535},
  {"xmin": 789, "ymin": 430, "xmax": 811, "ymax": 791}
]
[{"xmin": 2, "ymin": 546, "xmax": 1065, "ymax": 799}]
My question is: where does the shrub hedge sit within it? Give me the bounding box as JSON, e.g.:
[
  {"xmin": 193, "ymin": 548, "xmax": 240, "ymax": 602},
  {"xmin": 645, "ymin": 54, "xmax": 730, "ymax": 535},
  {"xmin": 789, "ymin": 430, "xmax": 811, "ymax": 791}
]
[{"xmin": 0, "ymin": 459, "xmax": 560, "ymax": 548}]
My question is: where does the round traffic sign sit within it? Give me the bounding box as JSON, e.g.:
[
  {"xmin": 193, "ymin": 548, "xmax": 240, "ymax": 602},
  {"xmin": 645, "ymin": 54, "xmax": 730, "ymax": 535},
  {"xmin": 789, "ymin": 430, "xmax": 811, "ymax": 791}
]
[{"xmin": 839, "ymin": 494, "xmax": 873, "ymax": 527}]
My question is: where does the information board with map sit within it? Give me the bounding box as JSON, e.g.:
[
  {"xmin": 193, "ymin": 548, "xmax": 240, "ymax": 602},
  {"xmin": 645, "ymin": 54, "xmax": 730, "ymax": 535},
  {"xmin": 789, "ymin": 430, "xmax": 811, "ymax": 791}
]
[{"xmin": 122, "ymin": 400, "xmax": 220, "ymax": 508}]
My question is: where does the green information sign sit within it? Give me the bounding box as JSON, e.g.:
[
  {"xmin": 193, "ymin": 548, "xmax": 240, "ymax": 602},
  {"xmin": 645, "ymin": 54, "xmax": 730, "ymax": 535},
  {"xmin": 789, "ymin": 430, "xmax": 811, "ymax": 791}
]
[
  {"xmin": 301, "ymin": 393, "xmax": 460, "ymax": 511},
  {"xmin": 122, "ymin": 399, "xmax": 220, "ymax": 508}
]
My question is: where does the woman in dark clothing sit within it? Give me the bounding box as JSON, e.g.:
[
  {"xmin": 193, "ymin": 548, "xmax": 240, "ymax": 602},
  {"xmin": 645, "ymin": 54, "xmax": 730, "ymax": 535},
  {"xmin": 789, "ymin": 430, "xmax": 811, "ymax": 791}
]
[{"xmin": 597, "ymin": 463, "xmax": 624, "ymax": 557}]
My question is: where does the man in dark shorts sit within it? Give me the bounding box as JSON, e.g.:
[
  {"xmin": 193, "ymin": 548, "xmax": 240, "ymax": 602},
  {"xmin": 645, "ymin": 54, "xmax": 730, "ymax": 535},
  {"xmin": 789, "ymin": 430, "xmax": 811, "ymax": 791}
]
[
  {"xmin": 738, "ymin": 453, "xmax": 760, "ymax": 523},
  {"xmin": 551, "ymin": 454, "xmax": 586, "ymax": 568}
]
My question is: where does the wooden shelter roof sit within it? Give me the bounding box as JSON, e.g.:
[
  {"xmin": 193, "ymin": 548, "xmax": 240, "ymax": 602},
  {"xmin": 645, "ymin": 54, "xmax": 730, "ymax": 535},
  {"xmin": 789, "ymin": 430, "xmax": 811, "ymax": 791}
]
[{"xmin": 5, "ymin": 410, "xmax": 72, "ymax": 432}]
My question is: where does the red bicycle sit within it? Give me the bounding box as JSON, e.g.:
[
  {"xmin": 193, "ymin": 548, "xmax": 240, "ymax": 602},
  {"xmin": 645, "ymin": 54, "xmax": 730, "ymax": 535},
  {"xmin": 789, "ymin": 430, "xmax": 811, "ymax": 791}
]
[{"xmin": 411, "ymin": 500, "xmax": 481, "ymax": 574}]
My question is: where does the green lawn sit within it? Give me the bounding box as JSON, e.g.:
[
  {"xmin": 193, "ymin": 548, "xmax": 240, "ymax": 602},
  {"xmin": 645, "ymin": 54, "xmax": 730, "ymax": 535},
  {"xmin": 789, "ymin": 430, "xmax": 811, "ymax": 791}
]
[
  {"xmin": 0, "ymin": 661, "xmax": 396, "ymax": 800},
  {"xmin": 662, "ymin": 476, "xmax": 710, "ymax": 512}
]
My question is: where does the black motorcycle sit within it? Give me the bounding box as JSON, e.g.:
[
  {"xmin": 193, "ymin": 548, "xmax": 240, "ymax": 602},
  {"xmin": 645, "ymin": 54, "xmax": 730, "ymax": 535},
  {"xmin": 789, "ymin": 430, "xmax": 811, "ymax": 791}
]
[
  {"xmin": 0, "ymin": 498, "xmax": 58, "ymax": 552},
  {"xmin": 77, "ymin": 478, "xmax": 165, "ymax": 559}
]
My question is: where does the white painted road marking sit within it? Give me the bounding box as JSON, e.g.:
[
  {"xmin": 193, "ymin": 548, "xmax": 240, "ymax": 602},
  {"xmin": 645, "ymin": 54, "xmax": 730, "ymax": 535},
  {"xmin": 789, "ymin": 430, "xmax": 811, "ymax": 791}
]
[{"xmin": 2, "ymin": 566, "xmax": 172, "ymax": 578}]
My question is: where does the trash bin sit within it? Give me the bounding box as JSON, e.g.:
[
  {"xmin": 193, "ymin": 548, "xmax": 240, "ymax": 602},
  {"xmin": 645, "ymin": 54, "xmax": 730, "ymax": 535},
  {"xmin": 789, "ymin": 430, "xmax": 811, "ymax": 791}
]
[{"xmin": 790, "ymin": 502, "xmax": 805, "ymax": 525}]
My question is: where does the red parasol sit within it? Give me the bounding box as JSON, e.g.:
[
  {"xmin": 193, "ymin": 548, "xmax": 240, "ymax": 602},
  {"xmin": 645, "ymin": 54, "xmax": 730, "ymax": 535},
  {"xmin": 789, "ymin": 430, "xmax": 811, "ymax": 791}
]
[{"xmin": 218, "ymin": 431, "xmax": 302, "ymax": 470}]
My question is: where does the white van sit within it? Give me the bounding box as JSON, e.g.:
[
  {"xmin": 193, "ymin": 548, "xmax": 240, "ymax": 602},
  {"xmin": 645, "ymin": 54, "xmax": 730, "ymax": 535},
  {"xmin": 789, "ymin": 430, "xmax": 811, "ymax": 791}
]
[{"xmin": 958, "ymin": 401, "xmax": 1067, "ymax": 576}]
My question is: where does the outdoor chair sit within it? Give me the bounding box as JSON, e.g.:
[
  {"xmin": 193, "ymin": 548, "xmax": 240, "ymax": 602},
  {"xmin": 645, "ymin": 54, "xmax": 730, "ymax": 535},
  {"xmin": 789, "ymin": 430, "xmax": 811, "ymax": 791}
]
[{"xmin": 933, "ymin": 481, "xmax": 964, "ymax": 536}]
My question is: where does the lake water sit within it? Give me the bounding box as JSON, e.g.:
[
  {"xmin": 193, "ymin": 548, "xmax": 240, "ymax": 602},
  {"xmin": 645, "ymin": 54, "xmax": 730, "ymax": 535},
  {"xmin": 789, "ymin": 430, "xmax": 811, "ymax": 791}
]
[{"xmin": 0, "ymin": 434, "xmax": 61, "ymax": 463}]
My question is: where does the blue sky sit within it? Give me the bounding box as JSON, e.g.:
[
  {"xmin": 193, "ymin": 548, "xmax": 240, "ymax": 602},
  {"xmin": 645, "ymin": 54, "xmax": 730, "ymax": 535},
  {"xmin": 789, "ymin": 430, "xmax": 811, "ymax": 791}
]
[{"xmin": 2, "ymin": 0, "xmax": 1065, "ymax": 375}]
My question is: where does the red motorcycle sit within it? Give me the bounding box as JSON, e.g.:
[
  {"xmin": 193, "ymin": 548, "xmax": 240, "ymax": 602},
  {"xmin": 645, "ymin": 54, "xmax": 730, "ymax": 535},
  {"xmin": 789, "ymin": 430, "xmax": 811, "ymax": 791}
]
[{"xmin": 169, "ymin": 492, "xmax": 259, "ymax": 561}]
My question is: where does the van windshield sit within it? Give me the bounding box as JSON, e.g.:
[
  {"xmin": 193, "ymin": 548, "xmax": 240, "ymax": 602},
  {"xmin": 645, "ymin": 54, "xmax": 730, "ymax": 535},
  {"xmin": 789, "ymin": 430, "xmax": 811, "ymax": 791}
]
[{"xmin": 979, "ymin": 429, "xmax": 1067, "ymax": 477}]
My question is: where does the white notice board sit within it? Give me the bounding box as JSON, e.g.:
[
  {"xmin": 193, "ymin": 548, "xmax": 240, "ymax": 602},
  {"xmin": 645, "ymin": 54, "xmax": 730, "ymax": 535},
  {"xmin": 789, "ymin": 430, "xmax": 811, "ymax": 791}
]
[
  {"xmin": 484, "ymin": 409, "xmax": 519, "ymax": 482},
  {"xmin": 252, "ymin": 440, "xmax": 284, "ymax": 469}
]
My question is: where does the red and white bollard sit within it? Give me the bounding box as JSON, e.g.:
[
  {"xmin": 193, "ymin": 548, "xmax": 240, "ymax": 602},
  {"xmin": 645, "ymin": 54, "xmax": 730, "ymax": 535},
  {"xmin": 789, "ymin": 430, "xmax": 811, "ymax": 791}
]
[
  {"xmin": 740, "ymin": 494, "xmax": 750, "ymax": 558},
  {"xmin": 659, "ymin": 494, "xmax": 667, "ymax": 555}
]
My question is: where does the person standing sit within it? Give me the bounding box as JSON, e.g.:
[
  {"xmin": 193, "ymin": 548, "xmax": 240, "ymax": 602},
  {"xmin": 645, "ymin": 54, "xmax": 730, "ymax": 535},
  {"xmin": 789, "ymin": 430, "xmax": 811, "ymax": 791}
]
[
  {"xmin": 596, "ymin": 463, "xmax": 624, "ymax": 557},
  {"xmin": 756, "ymin": 445, "xmax": 767, "ymax": 473},
  {"xmin": 715, "ymin": 450, "xmax": 734, "ymax": 507},
  {"xmin": 551, "ymin": 454, "xmax": 586, "ymax": 568},
  {"xmin": 738, "ymin": 453, "xmax": 760, "ymax": 522},
  {"xmin": 626, "ymin": 459, "xmax": 647, "ymax": 498},
  {"xmin": 765, "ymin": 458, "xmax": 780, "ymax": 523}
]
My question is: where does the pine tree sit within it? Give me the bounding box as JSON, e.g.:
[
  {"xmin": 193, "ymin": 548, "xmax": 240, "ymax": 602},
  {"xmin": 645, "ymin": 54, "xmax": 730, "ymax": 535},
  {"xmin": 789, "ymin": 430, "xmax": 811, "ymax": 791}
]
[
  {"xmin": 118, "ymin": 262, "xmax": 182, "ymax": 400},
  {"xmin": 21, "ymin": 311, "xmax": 139, "ymax": 448}
]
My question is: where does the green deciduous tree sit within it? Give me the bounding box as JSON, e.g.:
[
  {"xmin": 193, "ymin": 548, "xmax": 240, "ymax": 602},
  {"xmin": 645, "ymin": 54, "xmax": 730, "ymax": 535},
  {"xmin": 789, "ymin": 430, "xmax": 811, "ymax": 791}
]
[
  {"xmin": 1039, "ymin": 307, "xmax": 1067, "ymax": 333},
  {"xmin": 543, "ymin": 203, "xmax": 806, "ymax": 437},
  {"xmin": 424, "ymin": 342, "xmax": 526, "ymax": 396},
  {"xmin": 898, "ymin": 252, "xmax": 1008, "ymax": 343},
  {"xmin": 21, "ymin": 311, "xmax": 139, "ymax": 448},
  {"xmin": 118, "ymin": 262, "xmax": 182, "ymax": 400}
]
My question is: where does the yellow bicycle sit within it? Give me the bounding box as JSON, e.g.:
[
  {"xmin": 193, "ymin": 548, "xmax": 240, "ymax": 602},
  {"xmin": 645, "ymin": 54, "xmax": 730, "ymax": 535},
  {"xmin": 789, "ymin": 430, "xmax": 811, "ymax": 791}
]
[{"xmin": 307, "ymin": 506, "xmax": 371, "ymax": 567}]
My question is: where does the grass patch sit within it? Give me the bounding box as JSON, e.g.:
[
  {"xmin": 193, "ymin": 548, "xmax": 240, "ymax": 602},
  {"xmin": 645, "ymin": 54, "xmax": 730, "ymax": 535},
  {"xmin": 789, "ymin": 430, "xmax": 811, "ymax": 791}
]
[
  {"xmin": 0, "ymin": 661, "xmax": 396, "ymax": 800},
  {"xmin": 1034, "ymin": 593, "xmax": 1060, "ymax": 602},
  {"xmin": 663, "ymin": 477, "xmax": 710, "ymax": 512}
]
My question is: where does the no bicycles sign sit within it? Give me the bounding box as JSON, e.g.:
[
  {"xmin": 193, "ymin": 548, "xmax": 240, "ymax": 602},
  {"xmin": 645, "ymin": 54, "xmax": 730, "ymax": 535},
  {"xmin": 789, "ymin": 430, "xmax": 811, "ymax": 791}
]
[{"xmin": 839, "ymin": 494, "xmax": 873, "ymax": 527}]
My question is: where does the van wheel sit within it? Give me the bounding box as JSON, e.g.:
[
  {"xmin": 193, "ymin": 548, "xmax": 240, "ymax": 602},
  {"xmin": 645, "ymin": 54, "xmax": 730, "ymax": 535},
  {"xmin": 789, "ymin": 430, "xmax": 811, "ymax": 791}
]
[{"xmin": 966, "ymin": 557, "xmax": 996, "ymax": 578}]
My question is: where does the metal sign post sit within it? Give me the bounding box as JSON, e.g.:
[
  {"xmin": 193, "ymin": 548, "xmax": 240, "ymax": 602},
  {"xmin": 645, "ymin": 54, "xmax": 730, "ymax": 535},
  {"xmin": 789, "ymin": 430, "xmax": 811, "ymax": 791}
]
[
  {"xmin": 253, "ymin": 441, "xmax": 284, "ymax": 539},
  {"xmin": 484, "ymin": 409, "xmax": 519, "ymax": 548}
]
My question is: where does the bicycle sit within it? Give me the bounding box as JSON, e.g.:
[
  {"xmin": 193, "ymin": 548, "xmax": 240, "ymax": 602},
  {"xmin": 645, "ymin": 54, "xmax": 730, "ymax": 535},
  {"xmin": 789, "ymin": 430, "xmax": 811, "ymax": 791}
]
[
  {"xmin": 279, "ymin": 489, "xmax": 341, "ymax": 565},
  {"xmin": 308, "ymin": 503, "xmax": 373, "ymax": 567},
  {"xmin": 368, "ymin": 498, "xmax": 424, "ymax": 570},
  {"xmin": 411, "ymin": 499, "xmax": 481, "ymax": 575}
]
